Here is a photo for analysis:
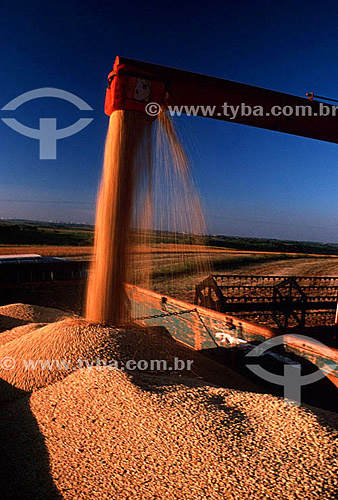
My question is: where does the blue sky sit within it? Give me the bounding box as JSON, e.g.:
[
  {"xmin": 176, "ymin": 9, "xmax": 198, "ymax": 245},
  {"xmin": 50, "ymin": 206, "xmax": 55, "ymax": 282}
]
[{"xmin": 1, "ymin": 0, "xmax": 338, "ymax": 242}]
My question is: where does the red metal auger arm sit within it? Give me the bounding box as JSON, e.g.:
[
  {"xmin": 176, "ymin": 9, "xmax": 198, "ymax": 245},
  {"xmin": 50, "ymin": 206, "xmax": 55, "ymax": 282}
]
[{"xmin": 105, "ymin": 56, "xmax": 338, "ymax": 145}]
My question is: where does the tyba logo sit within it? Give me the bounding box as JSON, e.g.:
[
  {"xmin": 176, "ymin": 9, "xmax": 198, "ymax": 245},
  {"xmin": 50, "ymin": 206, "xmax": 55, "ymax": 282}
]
[
  {"xmin": 245, "ymin": 334, "xmax": 338, "ymax": 405},
  {"xmin": 1, "ymin": 88, "xmax": 93, "ymax": 159}
]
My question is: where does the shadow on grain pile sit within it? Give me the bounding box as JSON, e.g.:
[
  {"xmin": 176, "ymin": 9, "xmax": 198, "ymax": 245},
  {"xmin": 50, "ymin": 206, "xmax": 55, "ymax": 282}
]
[
  {"xmin": 0, "ymin": 322, "xmax": 47, "ymax": 346},
  {"xmin": 0, "ymin": 379, "xmax": 63, "ymax": 500}
]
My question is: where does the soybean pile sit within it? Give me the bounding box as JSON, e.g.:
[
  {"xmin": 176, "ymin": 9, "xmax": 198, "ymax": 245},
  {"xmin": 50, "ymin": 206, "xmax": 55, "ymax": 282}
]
[{"xmin": 0, "ymin": 303, "xmax": 337, "ymax": 500}]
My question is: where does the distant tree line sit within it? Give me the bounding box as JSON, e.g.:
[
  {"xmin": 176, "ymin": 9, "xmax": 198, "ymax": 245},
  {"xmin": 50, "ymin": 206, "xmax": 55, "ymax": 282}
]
[
  {"xmin": 206, "ymin": 235, "xmax": 338, "ymax": 256},
  {"xmin": 0, "ymin": 224, "xmax": 93, "ymax": 246}
]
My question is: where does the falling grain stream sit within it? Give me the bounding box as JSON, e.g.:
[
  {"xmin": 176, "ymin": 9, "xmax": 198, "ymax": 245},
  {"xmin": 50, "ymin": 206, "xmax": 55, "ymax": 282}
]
[{"xmin": 85, "ymin": 109, "xmax": 208, "ymax": 324}]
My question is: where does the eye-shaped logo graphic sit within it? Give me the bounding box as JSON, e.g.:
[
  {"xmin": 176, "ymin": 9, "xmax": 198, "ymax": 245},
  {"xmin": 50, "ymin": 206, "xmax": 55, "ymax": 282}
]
[
  {"xmin": 1, "ymin": 88, "xmax": 93, "ymax": 159},
  {"xmin": 246, "ymin": 334, "xmax": 338, "ymax": 405}
]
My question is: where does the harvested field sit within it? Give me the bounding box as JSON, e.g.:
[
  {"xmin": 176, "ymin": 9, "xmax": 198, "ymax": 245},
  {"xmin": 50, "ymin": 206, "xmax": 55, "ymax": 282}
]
[
  {"xmin": 225, "ymin": 257, "xmax": 338, "ymax": 277},
  {"xmin": 0, "ymin": 243, "xmax": 332, "ymax": 258},
  {"xmin": 159, "ymin": 255, "xmax": 338, "ymax": 304},
  {"xmin": 0, "ymin": 246, "xmax": 92, "ymax": 258}
]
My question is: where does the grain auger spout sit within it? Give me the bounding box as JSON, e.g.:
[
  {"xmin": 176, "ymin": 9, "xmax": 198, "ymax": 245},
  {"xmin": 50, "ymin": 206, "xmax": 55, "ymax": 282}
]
[
  {"xmin": 104, "ymin": 57, "xmax": 167, "ymax": 116},
  {"xmin": 105, "ymin": 56, "xmax": 338, "ymax": 144}
]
